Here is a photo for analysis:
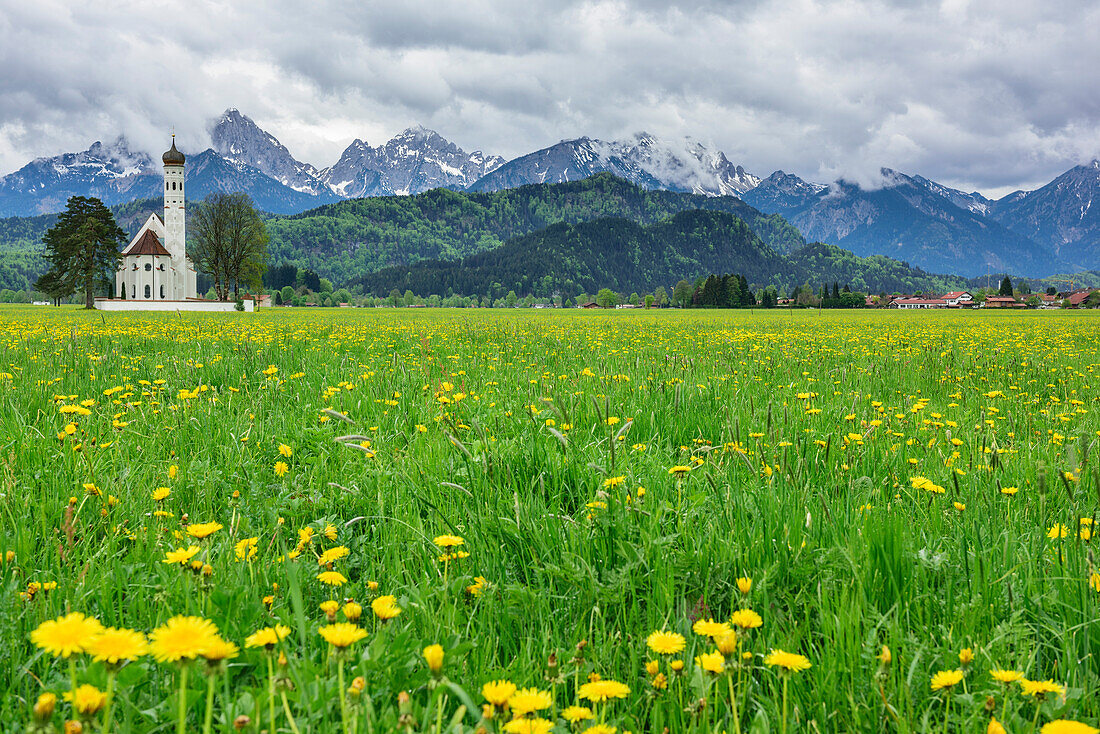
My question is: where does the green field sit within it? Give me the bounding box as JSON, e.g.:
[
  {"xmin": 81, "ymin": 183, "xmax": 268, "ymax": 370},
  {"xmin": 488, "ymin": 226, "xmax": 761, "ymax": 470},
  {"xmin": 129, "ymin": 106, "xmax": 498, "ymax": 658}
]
[{"xmin": 2, "ymin": 306, "xmax": 1098, "ymax": 733}]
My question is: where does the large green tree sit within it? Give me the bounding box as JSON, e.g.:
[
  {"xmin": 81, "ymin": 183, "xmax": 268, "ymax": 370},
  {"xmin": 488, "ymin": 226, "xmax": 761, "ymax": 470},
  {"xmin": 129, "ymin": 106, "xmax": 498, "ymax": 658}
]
[
  {"xmin": 35, "ymin": 196, "xmax": 125, "ymax": 309},
  {"xmin": 189, "ymin": 193, "xmax": 269, "ymax": 301}
]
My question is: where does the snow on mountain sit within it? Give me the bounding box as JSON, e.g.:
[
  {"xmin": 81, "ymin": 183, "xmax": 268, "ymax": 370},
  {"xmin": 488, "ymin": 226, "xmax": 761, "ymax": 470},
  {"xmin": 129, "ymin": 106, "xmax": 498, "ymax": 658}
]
[
  {"xmin": 741, "ymin": 170, "xmax": 828, "ymax": 216},
  {"xmin": 0, "ymin": 137, "xmax": 158, "ymax": 216},
  {"xmin": 989, "ymin": 160, "xmax": 1100, "ymax": 269},
  {"xmin": 469, "ymin": 133, "xmax": 758, "ymax": 196},
  {"xmin": 210, "ymin": 109, "xmax": 336, "ymax": 200},
  {"xmin": 909, "ymin": 174, "xmax": 993, "ymax": 215},
  {"xmin": 320, "ymin": 126, "xmax": 505, "ymax": 197}
]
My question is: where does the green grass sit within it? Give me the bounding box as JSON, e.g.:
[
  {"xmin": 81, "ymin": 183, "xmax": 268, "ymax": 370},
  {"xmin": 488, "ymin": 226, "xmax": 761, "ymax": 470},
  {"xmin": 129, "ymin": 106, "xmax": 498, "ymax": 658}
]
[{"xmin": 0, "ymin": 305, "xmax": 1098, "ymax": 733}]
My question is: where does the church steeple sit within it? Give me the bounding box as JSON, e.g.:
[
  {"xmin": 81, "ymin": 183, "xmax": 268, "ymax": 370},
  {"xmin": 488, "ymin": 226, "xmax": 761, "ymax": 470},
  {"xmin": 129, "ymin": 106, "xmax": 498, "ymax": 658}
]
[{"xmin": 162, "ymin": 134, "xmax": 185, "ymax": 166}]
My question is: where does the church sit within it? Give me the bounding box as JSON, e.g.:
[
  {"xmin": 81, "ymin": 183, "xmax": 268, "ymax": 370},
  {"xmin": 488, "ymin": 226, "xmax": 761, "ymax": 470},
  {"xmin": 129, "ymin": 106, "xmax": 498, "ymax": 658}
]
[{"xmin": 114, "ymin": 136, "xmax": 197, "ymax": 301}]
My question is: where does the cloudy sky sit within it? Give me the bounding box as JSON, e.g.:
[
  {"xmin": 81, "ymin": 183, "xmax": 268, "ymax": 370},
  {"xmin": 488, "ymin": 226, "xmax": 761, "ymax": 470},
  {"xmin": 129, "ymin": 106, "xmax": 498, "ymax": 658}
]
[{"xmin": 1, "ymin": 0, "xmax": 1098, "ymax": 196}]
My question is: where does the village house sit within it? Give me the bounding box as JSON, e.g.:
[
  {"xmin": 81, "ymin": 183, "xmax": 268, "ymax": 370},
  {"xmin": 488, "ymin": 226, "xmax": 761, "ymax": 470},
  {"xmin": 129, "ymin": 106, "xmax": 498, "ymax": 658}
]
[
  {"xmin": 982, "ymin": 296, "xmax": 1023, "ymax": 308},
  {"xmin": 1064, "ymin": 290, "xmax": 1098, "ymax": 308},
  {"xmin": 889, "ymin": 297, "xmax": 946, "ymax": 309},
  {"xmin": 941, "ymin": 291, "xmax": 973, "ymax": 306}
]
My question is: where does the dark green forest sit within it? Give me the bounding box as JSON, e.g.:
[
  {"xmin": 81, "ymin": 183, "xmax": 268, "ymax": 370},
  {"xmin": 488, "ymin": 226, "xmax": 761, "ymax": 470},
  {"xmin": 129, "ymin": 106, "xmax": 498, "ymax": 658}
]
[
  {"xmin": 359, "ymin": 210, "xmax": 968, "ymax": 300},
  {"xmin": 262, "ymin": 173, "xmax": 806, "ymax": 284}
]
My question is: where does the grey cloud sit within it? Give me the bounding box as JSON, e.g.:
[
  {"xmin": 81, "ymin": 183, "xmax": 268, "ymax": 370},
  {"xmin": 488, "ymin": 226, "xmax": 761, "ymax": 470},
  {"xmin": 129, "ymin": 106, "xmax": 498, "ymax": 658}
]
[{"xmin": 0, "ymin": 0, "xmax": 1098, "ymax": 196}]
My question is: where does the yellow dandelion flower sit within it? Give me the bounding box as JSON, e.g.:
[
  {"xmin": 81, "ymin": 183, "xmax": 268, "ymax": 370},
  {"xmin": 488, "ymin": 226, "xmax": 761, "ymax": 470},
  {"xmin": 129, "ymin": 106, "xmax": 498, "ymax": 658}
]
[
  {"xmin": 433, "ymin": 534, "xmax": 465, "ymax": 548},
  {"xmin": 502, "ymin": 719, "xmax": 554, "ymax": 734},
  {"xmin": 63, "ymin": 684, "xmax": 107, "ymax": 716},
  {"xmin": 317, "ymin": 546, "xmax": 350, "ymax": 565},
  {"xmin": 562, "ymin": 705, "xmax": 594, "ymax": 723},
  {"xmin": 1040, "ymin": 721, "xmax": 1099, "ymax": 734},
  {"xmin": 371, "ymin": 595, "xmax": 402, "ymax": 620},
  {"xmin": 695, "ymin": 651, "xmax": 725, "ymax": 674},
  {"xmin": 507, "ymin": 687, "xmax": 553, "ymax": 716},
  {"xmin": 201, "ymin": 637, "xmax": 240, "ymax": 662},
  {"xmin": 577, "ymin": 679, "xmax": 630, "ymax": 702},
  {"xmin": 646, "ymin": 630, "xmax": 686, "ymax": 655},
  {"xmin": 991, "ymin": 669, "xmax": 1025, "ymax": 684},
  {"xmin": 31, "ymin": 613, "xmax": 105, "ymax": 658},
  {"xmin": 186, "ymin": 522, "xmax": 223, "ymax": 540},
  {"xmin": 481, "ymin": 679, "xmax": 517, "ymax": 707},
  {"xmin": 278, "ymin": 443, "xmax": 292, "ymax": 458},
  {"xmin": 319, "ymin": 623, "xmax": 368, "ymax": 648},
  {"xmin": 930, "ymin": 670, "xmax": 964, "ymax": 691},
  {"xmin": 692, "ymin": 618, "xmax": 732, "ymax": 638},
  {"xmin": 730, "ymin": 608, "xmax": 763, "ymax": 630},
  {"xmin": 422, "ymin": 643, "xmax": 444, "ymax": 673},
  {"xmin": 312, "ymin": 568, "xmax": 344, "ymax": 585},
  {"xmin": 244, "ymin": 625, "xmax": 291, "ymax": 649},
  {"xmin": 148, "ymin": 616, "xmax": 220, "ymax": 662},
  {"xmin": 234, "ymin": 537, "xmax": 258, "ymax": 562},
  {"xmin": 164, "ymin": 545, "xmax": 202, "ymax": 565},
  {"xmin": 86, "ymin": 627, "xmax": 147, "ymax": 664},
  {"xmin": 1019, "ymin": 679, "xmax": 1065, "ymax": 699},
  {"xmin": 764, "ymin": 648, "xmax": 812, "ymax": 673}
]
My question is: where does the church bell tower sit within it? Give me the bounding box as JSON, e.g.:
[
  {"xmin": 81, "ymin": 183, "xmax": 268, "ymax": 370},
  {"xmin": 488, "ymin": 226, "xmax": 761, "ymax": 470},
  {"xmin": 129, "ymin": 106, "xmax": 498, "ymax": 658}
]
[{"xmin": 162, "ymin": 135, "xmax": 186, "ymax": 298}]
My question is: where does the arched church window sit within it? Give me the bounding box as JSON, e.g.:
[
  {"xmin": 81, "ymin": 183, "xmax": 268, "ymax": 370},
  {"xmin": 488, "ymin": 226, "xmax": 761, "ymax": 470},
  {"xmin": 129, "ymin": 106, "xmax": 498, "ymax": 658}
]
[
  {"xmin": 160, "ymin": 285, "xmax": 165, "ymax": 299},
  {"xmin": 132, "ymin": 284, "xmax": 136, "ymax": 298},
  {"xmin": 144, "ymin": 285, "xmax": 151, "ymax": 299}
]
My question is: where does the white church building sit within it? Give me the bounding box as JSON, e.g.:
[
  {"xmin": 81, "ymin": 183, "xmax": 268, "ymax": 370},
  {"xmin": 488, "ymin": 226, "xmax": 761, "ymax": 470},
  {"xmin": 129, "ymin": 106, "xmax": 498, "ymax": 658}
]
[
  {"xmin": 114, "ymin": 136, "xmax": 196, "ymax": 302},
  {"xmin": 97, "ymin": 136, "xmax": 255, "ymax": 311}
]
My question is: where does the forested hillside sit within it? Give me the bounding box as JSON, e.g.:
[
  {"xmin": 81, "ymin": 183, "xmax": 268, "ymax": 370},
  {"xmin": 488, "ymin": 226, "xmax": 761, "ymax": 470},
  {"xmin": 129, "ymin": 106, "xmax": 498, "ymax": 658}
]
[
  {"xmin": 264, "ymin": 174, "xmax": 805, "ymax": 284},
  {"xmin": 359, "ymin": 210, "xmax": 967, "ymax": 299}
]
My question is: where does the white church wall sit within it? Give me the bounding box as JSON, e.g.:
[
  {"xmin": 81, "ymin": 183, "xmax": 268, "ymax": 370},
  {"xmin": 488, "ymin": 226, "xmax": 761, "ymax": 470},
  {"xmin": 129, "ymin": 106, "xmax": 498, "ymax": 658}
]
[{"xmin": 97, "ymin": 298, "xmax": 255, "ymax": 312}]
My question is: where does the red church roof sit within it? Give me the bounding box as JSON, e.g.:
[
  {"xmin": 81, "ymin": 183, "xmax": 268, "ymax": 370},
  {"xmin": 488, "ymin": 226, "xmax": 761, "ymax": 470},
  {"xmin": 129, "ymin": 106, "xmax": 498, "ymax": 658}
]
[{"xmin": 123, "ymin": 229, "xmax": 170, "ymax": 257}]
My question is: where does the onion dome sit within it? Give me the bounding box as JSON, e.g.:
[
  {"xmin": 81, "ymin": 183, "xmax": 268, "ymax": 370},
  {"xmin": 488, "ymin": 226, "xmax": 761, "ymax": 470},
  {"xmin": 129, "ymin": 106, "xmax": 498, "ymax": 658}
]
[{"xmin": 162, "ymin": 136, "xmax": 185, "ymax": 166}]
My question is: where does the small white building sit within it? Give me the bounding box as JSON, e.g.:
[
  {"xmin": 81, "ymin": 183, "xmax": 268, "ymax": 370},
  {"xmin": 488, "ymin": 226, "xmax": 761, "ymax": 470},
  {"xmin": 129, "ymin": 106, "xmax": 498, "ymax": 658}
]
[
  {"xmin": 941, "ymin": 291, "xmax": 973, "ymax": 307},
  {"xmin": 113, "ymin": 136, "xmax": 197, "ymax": 302}
]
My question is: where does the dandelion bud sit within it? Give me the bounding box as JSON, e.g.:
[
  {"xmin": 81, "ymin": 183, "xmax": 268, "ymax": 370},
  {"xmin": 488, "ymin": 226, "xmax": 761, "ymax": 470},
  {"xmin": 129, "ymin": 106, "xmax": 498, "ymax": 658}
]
[
  {"xmin": 367, "ymin": 581, "xmax": 379, "ymax": 592},
  {"xmin": 959, "ymin": 648, "xmax": 974, "ymax": 666},
  {"xmin": 3, "ymin": 550, "xmax": 14, "ymax": 564},
  {"xmin": 645, "ymin": 660, "xmax": 660, "ymax": 676},
  {"xmin": 716, "ymin": 632, "xmax": 738, "ymax": 657},
  {"xmin": 351, "ymin": 676, "xmax": 366, "ymax": 693},
  {"xmin": 877, "ymin": 645, "xmax": 892, "ymax": 665},
  {"xmin": 233, "ymin": 715, "xmax": 251, "ymax": 730},
  {"xmin": 64, "ymin": 721, "xmax": 83, "ymax": 734},
  {"xmin": 651, "ymin": 673, "xmax": 668, "ymax": 690},
  {"xmin": 398, "ymin": 690, "xmax": 411, "ymax": 712},
  {"xmin": 201, "ymin": 564, "xmax": 213, "ymax": 577},
  {"xmin": 278, "ymin": 651, "xmax": 288, "ymax": 667},
  {"xmin": 481, "ymin": 703, "xmax": 495, "ymax": 720},
  {"xmin": 670, "ymin": 659, "xmax": 685, "ymax": 673},
  {"xmin": 547, "ymin": 651, "xmax": 559, "ymax": 673},
  {"xmin": 34, "ymin": 692, "xmax": 57, "ymax": 720},
  {"xmin": 988, "ymin": 717, "xmax": 1006, "ymax": 734},
  {"xmin": 423, "ymin": 644, "xmax": 444, "ymax": 675},
  {"xmin": 736, "ymin": 577, "xmax": 753, "ymax": 595},
  {"xmin": 984, "ymin": 696, "xmax": 997, "ymax": 713},
  {"xmin": 343, "ymin": 602, "xmax": 362, "ymax": 622},
  {"xmin": 320, "ymin": 600, "xmax": 339, "ymax": 622}
]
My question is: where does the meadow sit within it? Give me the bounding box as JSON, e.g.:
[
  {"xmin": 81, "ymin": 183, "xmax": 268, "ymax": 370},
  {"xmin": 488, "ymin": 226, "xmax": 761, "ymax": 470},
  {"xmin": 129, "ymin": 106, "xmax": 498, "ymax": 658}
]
[{"xmin": 1, "ymin": 305, "xmax": 1098, "ymax": 734}]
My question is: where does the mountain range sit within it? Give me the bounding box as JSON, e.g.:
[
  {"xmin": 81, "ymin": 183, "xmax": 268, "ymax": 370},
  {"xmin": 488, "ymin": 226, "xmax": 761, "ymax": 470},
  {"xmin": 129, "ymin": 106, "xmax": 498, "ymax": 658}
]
[{"xmin": 1, "ymin": 108, "xmax": 1098, "ymax": 277}]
